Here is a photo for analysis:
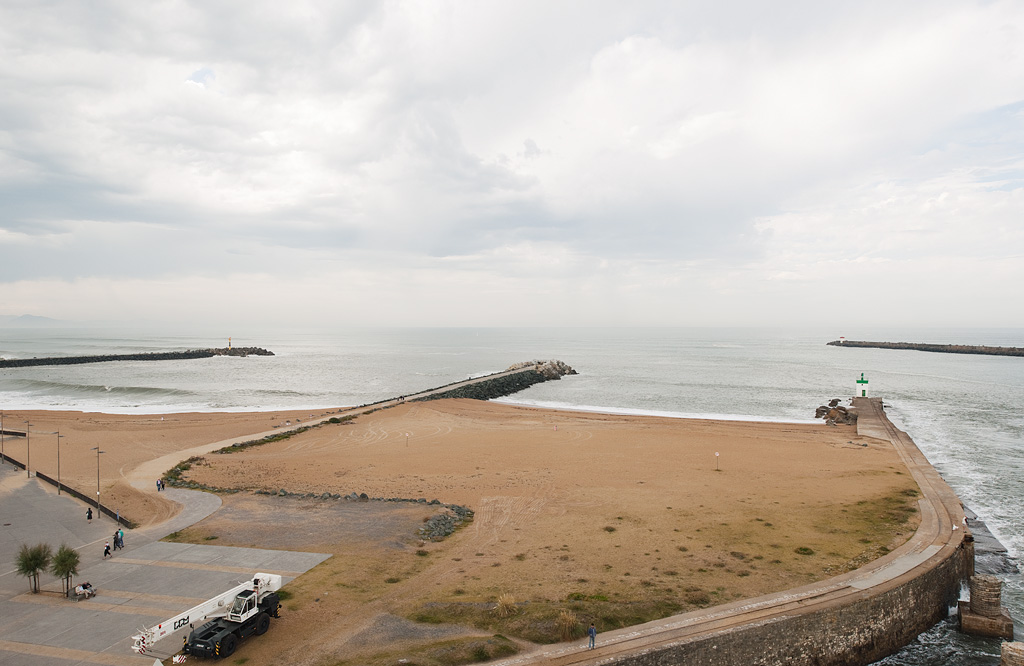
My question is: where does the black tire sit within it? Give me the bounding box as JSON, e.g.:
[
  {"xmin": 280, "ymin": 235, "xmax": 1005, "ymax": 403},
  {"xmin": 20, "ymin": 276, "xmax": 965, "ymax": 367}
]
[
  {"xmin": 219, "ymin": 633, "xmax": 237, "ymax": 658},
  {"xmin": 255, "ymin": 612, "xmax": 271, "ymax": 636}
]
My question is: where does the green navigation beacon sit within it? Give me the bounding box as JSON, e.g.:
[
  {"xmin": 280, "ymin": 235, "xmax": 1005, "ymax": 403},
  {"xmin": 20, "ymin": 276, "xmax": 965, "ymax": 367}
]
[{"xmin": 856, "ymin": 372, "xmax": 869, "ymax": 397}]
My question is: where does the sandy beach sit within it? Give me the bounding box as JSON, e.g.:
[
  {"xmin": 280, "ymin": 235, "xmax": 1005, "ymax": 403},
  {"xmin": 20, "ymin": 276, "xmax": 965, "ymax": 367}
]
[
  {"xmin": 0, "ymin": 407, "xmax": 338, "ymax": 526},
  {"xmin": 1, "ymin": 400, "xmax": 921, "ymax": 665}
]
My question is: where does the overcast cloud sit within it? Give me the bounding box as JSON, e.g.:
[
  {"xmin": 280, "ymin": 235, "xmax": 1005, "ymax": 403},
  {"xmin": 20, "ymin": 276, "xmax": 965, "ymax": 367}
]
[{"xmin": 1, "ymin": 1, "xmax": 1022, "ymax": 328}]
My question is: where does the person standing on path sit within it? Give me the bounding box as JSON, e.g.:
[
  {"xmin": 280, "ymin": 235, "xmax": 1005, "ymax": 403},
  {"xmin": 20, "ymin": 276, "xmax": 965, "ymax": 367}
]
[
  {"xmin": 588, "ymin": 623, "xmax": 596, "ymax": 649},
  {"xmin": 103, "ymin": 541, "xmax": 111, "ymax": 558},
  {"xmin": 86, "ymin": 507, "xmax": 92, "ymax": 523}
]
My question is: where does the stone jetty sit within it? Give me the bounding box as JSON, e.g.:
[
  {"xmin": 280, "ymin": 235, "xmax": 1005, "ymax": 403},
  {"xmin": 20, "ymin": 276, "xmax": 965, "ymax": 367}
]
[
  {"xmin": 410, "ymin": 360, "xmax": 577, "ymax": 402},
  {"xmin": 827, "ymin": 340, "xmax": 1024, "ymax": 357},
  {"xmin": 0, "ymin": 346, "xmax": 274, "ymax": 368}
]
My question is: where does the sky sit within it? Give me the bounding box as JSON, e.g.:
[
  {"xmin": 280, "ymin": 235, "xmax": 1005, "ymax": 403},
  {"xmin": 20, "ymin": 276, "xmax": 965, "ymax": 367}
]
[{"xmin": 1, "ymin": 1, "xmax": 1022, "ymax": 329}]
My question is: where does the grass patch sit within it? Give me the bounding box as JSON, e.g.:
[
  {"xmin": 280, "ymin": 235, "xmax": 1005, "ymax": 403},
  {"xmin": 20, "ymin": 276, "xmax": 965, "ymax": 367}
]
[
  {"xmin": 410, "ymin": 598, "xmax": 683, "ymax": 644},
  {"xmin": 333, "ymin": 635, "xmax": 518, "ymax": 666},
  {"xmin": 795, "ymin": 547, "xmax": 815, "ymax": 556}
]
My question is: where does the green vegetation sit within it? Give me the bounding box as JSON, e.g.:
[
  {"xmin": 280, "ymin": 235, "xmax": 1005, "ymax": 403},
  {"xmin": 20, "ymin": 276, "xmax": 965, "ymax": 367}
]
[
  {"xmin": 51, "ymin": 544, "xmax": 81, "ymax": 597},
  {"xmin": 16, "ymin": 543, "xmax": 53, "ymax": 593},
  {"xmin": 410, "ymin": 597, "xmax": 683, "ymax": 645},
  {"xmin": 331, "ymin": 635, "xmax": 518, "ymax": 666}
]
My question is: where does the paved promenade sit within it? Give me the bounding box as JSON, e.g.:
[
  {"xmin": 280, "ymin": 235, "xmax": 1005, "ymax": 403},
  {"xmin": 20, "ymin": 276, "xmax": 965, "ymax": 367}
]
[{"xmin": 0, "ymin": 465, "xmax": 329, "ymax": 665}]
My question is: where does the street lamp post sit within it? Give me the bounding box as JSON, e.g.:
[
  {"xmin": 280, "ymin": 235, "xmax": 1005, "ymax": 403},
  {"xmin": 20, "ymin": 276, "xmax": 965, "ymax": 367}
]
[
  {"xmin": 55, "ymin": 431, "xmax": 64, "ymax": 495},
  {"xmin": 24, "ymin": 421, "xmax": 32, "ymax": 478},
  {"xmin": 91, "ymin": 446, "xmax": 104, "ymax": 518}
]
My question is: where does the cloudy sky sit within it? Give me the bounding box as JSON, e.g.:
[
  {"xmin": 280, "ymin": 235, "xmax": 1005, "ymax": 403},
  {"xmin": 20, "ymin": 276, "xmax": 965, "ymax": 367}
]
[{"xmin": 2, "ymin": 1, "xmax": 1022, "ymax": 328}]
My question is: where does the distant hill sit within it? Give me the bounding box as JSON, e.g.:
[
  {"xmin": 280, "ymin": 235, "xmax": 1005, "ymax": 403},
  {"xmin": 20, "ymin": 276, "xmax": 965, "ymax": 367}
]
[{"xmin": 0, "ymin": 314, "xmax": 69, "ymax": 328}]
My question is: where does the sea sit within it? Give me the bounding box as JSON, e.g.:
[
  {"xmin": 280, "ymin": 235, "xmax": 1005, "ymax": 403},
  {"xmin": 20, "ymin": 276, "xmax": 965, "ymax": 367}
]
[{"xmin": 1, "ymin": 326, "xmax": 1021, "ymax": 664}]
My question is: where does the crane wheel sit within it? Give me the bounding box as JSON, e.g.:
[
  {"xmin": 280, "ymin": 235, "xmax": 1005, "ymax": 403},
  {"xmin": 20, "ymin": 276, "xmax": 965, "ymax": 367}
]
[
  {"xmin": 256, "ymin": 612, "xmax": 271, "ymax": 636},
  {"xmin": 219, "ymin": 633, "xmax": 237, "ymax": 658}
]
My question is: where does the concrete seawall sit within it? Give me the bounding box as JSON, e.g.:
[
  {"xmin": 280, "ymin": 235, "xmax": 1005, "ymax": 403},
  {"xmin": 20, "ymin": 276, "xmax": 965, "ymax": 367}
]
[{"xmin": 493, "ymin": 397, "xmax": 973, "ymax": 666}]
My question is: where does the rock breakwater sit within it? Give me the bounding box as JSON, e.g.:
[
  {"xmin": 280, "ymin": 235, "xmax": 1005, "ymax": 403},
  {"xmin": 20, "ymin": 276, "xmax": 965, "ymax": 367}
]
[
  {"xmin": 815, "ymin": 398, "xmax": 857, "ymax": 426},
  {"xmin": 414, "ymin": 360, "xmax": 576, "ymax": 402},
  {"xmin": 827, "ymin": 340, "xmax": 1024, "ymax": 357},
  {"xmin": 253, "ymin": 488, "xmax": 475, "ymax": 540},
  {"xmin": 0, "ymin": 346, "xmax": 274, "ymax": 368}
]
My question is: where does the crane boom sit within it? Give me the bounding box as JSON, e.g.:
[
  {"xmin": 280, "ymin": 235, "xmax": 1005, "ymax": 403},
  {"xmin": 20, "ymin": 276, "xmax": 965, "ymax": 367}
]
[{"xmin": 131, "ymin": 573, "xmax": 282, "ymax": 654}]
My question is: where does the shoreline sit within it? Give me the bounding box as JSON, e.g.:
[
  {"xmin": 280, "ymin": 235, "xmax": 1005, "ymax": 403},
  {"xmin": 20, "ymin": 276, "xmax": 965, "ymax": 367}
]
[{"xmin": 493, "ymin": 397, "xmax": 817, "ymax": 424}]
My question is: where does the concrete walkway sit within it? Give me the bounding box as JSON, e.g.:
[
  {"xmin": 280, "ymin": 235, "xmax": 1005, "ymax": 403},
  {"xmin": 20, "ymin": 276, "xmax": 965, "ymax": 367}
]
[{"xmin": 0, "ymin": 465, "xmax": 329, "ymax": 665}]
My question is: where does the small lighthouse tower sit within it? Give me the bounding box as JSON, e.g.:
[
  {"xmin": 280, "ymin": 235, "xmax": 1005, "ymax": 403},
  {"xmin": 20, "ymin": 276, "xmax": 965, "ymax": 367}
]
[{"xmin": 856, "ymin": 372, "xmax": 869, "ymax": 397}]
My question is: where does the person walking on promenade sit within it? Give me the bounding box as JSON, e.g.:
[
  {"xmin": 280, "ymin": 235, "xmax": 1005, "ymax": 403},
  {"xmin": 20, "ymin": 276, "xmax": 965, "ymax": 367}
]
[
  {"xmin": 156, "ymin": 479, "xmax": 161, "ymax": 491},
  {"xmin": 588, "ymin": 622, "xmax": 597, "ymax": 649},
  {"xmin": 112, "ymin": 532, "xmax": 121, "ymax": 551},
  {"xmin": 103, "ymin": 541, "xmax": 111, "ymax": 558},
  {"xmin": 86, "ymin": 507, "xmax": 92, "ymax": 523}
]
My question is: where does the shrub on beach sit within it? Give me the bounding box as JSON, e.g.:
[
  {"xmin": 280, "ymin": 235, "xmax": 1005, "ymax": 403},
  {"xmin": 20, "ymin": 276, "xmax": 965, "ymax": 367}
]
[
  {"xmin": 494, "ymin": 593, "xmax": 517, "ymax": 617},
  {"xmin": 556, "ymin": 608, "xmax": 582, "ymax": 641}
]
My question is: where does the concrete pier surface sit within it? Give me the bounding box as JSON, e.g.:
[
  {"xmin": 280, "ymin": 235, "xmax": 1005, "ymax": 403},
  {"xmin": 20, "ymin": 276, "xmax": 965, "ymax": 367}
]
[{"xmin": 0, "ymin": 465, "xmax": 329, "ymax": 665}]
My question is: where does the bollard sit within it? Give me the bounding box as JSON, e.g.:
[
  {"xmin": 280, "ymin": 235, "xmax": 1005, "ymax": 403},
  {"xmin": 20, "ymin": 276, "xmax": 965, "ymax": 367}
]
[
  {"xmin": 970, "ymin": 574, "xmax": 1003, "ymax": 618},
  {"xmin": 1002, "ymin": 642, "xmax": 1024, "ymax": 666}
]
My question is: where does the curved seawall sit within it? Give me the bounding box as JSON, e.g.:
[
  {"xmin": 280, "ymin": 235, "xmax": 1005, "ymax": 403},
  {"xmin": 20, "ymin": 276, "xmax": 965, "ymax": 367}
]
[{"xmin": 493, "ymin": 397, "xmax": 973, "ymax": 666}]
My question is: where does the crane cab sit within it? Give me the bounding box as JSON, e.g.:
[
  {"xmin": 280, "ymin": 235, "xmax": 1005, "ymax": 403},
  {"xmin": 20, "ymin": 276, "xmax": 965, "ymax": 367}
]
[{"xmin": 227, "ymin": 589, "xmax": 258, "ymax": 623}]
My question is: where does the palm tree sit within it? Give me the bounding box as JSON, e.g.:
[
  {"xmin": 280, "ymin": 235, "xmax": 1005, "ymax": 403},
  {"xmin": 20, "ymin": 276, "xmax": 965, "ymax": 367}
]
[
  {"xmin": 51, "ymin": 544, "xmax": 81, "ymax": 597},
  {"xmin": 16, "ymin": 543, "xmax": 53, "ymax": 593}
]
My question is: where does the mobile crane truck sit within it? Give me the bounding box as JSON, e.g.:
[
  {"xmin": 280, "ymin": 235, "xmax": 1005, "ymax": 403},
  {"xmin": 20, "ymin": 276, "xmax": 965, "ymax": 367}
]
[{"xmin": 132, "ymin": 573, "xmax": 283, "ymax": 659}]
